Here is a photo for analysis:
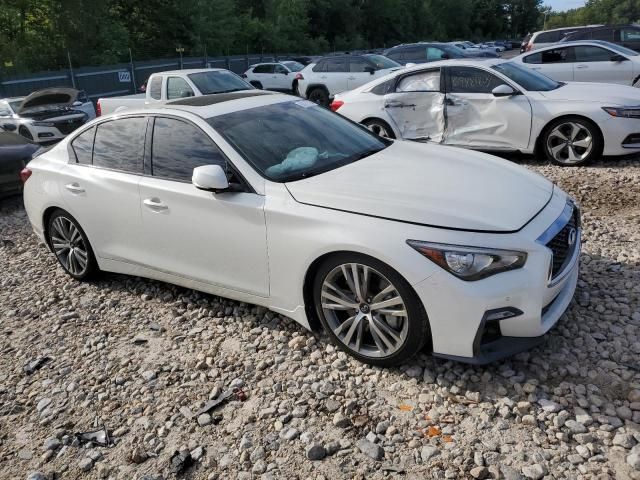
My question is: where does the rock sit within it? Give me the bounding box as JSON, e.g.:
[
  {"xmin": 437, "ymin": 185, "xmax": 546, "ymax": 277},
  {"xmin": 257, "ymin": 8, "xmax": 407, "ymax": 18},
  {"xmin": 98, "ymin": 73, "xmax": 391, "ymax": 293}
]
[
  {"xmin": 43, "ymin": 437, "xmax": 60, "ymax": 451},
  {"xmin": 421, "ymin": 445, "xmax": 440, "ymax": 462},
  {"xmin": 470, "ymin": 466, "xmax": 489, "ymax": 479},
  {"xmin": 629, "ymin": 390, "xmax": 640, "ymax": 403},
  {"xmin": 141, "ymin": 370, "xmax": 157, "ymax": 381},
  {"xmin": 78, "ymin": 457, "xmax": 94, "ymax": 472},
  {"xmin": 197, "ymin": 413, "xmax": 212, "ymax": 426},
  {"xmin": 521, "ymin": 464, "xmax": 548, "ymax": 480},
  {"xmin": 538, "ymin": 399, "xmax": 561, "ymax": 413},
  {"xmin": 191, "ymin": 446, "xmax": 205, "ymax": 461},
  {"xmin": 356, "ymin": 439, "xmax": 384, "ymax": 460},
  {"xmin": 405, "ymin": 365, "xmax": 422, "ymax": 378},
  {"xmin": 613, "ymin": 433, "xmax": 636, "ymax": 449},
  {"xmin": 565, "ymin": 420, "xmax": 587, "ymax": 434},
  {"xmin": 375, "ymin": 421, "xmax": 389, "ymax": 434},
  {"xmin": 26, "ymin": 474, "xmax": 47, "ymax": 480},
  {"xmin": 627, "ymin": 446, "xmax": 640, "ymax": 471},
  {"xmin": 36, "ymin": 398, "xmax": 51, "ymax": 413},
  {"xmin": 306, "ymin": 443, "xmax": 326, "ymax": 461},
  {"xmin": 332, "ymin": 412, "xmax": 351, "ymax": 428}
]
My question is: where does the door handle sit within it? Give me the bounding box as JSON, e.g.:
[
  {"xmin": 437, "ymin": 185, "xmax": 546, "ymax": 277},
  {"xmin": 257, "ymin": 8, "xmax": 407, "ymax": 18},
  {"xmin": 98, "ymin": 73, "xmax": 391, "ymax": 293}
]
[
  {"xmin": 65, "ymin": 183, "xmax": 85, "ymax": 194},
  {"xmin": 576, "ymin": 65, "xmax": 588, "ymax": 69},
  {"xmin": 385, "ymin": 101, "xmax": 415, "ymax": 108},
  {"xmin": 143, "ymin": 198, "xmax": 168, "ymax": 211},
  {"xmin": 348, "ymin": 76, "xmax": 356, "ymax": 80},
  {"xmin": 531, "ymin": 67, "xmax": 541, "ymax": 70}
]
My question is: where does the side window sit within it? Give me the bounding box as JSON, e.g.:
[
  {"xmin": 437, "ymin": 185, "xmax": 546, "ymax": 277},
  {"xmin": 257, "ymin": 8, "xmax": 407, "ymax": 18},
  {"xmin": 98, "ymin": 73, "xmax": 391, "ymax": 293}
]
[
  {"xmin": 448, "ymin": 67, "xmax": 504, "ymax": 94},
  {"xmin": 312, "ymin": 61, "xmax": 327, "ymax": 72},
  {"xmin": 593, "ymin": 29, "xmax": 614, "ymax": 41},
  {"xmin": 574, "ymin": 46, "xmax": 614, "ymax": 62},
  {"xmin": 540, "ymin": 47, "xmax": 572, "ymax": 63},
  {"xmin": 93, "ymin": 117, "xmax": 146, "ymax": 173},
  {"xmin": 325, "ymin": 58, "xmax": 348, "ymax": 72},
  {"xmin": 370, "ymin": 78, "xmax": 395, "ymax": 95},
  {"xmin": 71, "ymin": 127, "xmax": 95, "ymax": 165},
  {"xmin": 0, "ymin": 103, "xmax": 11, "ymax": 116},
  {"xmin": 397, "ymin": 70, "xmax": 440, "ymax": 92},
  {"xmin": 426, "ymin": 47, "xmax": 446, "ymax": 62},
  {"xmin": 349, "ymin": 57, "xmax": 372, "ymax": 72},
  {"xmin": 523, "ymin": 52, "xmax": 542, "ymax": 64},
  {"xmin": 274, "ymin": 64, "xmax": 288, "ymax": 74},
  {"xmin": 151, "ymin": 117, "xmax": 226, "ymax": 182},
  {"xmin": 401, "ymin": 48, "xmax": 426, "ymax": 62},
  {"xmin": 386, "ymin": 51, "xmax": 403, "ymax": 62},
  {"xmin": 167, "ymin": 77, "xmax": 194, "ymax": 100},
  {"xmin": 622, "ymin": 28, "xmax": 640, "ymax": 41},
  {"xmin": 149, "ymin": 76, "xmax": 162, "ymax": 100},
  {"xmin": 254, "ymin": 64, "xmax": 275, "ymax": 74}
]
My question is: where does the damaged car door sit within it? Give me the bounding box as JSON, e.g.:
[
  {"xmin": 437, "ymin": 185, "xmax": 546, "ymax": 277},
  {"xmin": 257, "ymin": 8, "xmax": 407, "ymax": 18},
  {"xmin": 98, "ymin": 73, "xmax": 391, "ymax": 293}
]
[
  {"xmin": 383, "ymin": 68, "xmax": 446, "ymax": 142},
  {"xmin": 443, "ymin": 66, "xmax": 532, "ymax": 151}
]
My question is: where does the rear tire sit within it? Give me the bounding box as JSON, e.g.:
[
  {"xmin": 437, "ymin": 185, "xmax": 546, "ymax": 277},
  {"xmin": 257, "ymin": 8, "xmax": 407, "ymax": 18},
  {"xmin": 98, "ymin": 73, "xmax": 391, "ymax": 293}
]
[
  {"xmin": 308, "ymin": 88, "xmax": 329, "ymax": 108},
  {"xmin": 47, "ymin": 209, "xmax": 98, "ymax": 281},
  {"xmin": 541, "ymin": 116, "xmax": 603, "ymax": 167},
  {"xmin": 19, "ymin": 126, "xmax": 34, "ymax": 141},
  {"xmin": 313, "ymin": 253, "xmax": 430, "ymax": 367}
]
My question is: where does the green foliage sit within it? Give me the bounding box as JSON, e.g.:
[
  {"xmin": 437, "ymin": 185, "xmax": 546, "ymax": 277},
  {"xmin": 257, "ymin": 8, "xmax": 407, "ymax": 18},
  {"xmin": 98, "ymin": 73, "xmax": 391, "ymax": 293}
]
[
  {"xmin": 1, "ymin": 0, "xmax": 547, "ymax": 74},
  {"xmin": 546, "ymin": 0, "xmax": 640, "ymax": 29}
]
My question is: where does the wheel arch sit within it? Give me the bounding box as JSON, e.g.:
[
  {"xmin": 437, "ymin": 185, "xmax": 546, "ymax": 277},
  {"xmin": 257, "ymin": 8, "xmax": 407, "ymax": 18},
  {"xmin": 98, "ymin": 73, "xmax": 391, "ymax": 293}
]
[
  {"xmin": 360, "ymin": 116, "xmax": 397, "ymax": 139},
  {"xmin": 305, "ymin": 83, "xmax": 330, "ymax": 98},
  {"xmin": 534, "ymin": 113, "xmax": 603, "ymax": 156},
  {"xmin": 42, "ymin": 205, "xmax": 63, "ymax": 251}
]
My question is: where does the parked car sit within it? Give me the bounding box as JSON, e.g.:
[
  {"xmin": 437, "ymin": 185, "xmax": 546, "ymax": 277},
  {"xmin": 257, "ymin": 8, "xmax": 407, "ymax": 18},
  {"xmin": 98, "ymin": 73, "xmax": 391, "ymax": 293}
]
[
  {"xmin": 384, "ymin": 42, "xmax": 498, "ymax": 66},
  {"xmin": 97, "ymin": 68, "xmax": 254, "ymax": 116},
  {"xmin": 296, "ymin": 54, "xmax": 402, "ymax": 107},
  {"xmin": 287, "ymin": 56, "xmax": 316, "ymax": 66},
  {"xmin": 513, "ymin": 40, "xmax": 640, "ymax": 86},
  {"xmin": 0, "ymin": 132, "xmax": 41, "ymax": 198},
  {"xmin": 562, "ymin": 24, "xmax": 640, "ymax": 52},
  {"xmin": 331, "ymin": 59, "xmax": 640, "ymax": 166},
  {"xmin": 242, "ymin": 61, "xmax": 305, "ymax": 92},
  {"xmin": 481, "ymin": 41, "xmax": 506, "ymax": 53},
  {"xmin": 523, "ymin": 25, "xmax": 603, "ymax": 51},
  {"xmin": 0, "ymin": 88, "xmax": 95, "ymax": 144},
  {"xmin": 521, "ymin": 34, "xmax": 532, "ymax": 53},
  {"xmin": 21, "ymin": 90, "xmax": 580, "ymax": 366}
]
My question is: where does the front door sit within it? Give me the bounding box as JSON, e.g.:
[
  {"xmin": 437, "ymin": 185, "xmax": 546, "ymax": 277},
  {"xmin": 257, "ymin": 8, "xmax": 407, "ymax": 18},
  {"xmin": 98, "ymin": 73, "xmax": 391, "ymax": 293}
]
[
  {"xmin": 383, "ymin": 68, "xmax": 446, "ymax": 141},
  {"xmin": 273, "ymin": 64, "xmax": 291, "ymax": 90},
  {"xmin": 572, "ymin": 45, "xmax": 633, "ymax": 85},
  {"xmin": 138, "ymin": 116, "xmax": 269, "ymax": 297},
  {"xmin": 443, "ymin": 66, "xmax": 532, "ymax": 151}
]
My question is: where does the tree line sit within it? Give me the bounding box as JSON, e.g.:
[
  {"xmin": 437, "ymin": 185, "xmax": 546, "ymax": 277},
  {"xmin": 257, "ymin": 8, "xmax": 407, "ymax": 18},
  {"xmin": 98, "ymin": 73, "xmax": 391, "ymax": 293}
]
[
  {"xmin": 546, "ymin": 0, "xmax": 640, "ymax": 30},
  {"xmin": 1, "ymin": 0, "xmax": 543, "ymax": 74}
]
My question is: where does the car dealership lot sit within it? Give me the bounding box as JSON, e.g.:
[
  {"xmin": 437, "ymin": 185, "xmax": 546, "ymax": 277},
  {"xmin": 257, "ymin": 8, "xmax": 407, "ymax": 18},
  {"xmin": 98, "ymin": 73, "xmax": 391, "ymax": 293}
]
[{"xmin": 0, "ymin": 154, "xmax": 638, "ymax": 479}]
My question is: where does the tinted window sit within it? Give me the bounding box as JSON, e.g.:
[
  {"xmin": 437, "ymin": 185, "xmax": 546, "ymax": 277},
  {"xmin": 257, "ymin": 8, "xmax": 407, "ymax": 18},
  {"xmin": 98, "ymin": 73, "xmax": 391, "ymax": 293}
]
[
  {"xmin": 402, "ymin": 48, "xmax": 427, "ymax": 62},
  {"xmin": 622, "ymin": 28, "xmax": 640, "ymax": 41},
  {"xmin": 93, "ymin": 118, "xmax": 146, "ymax": 173},
  {"xmin": 349, "ymin": 57, "xmax": 372, "ymax": 72},
  {"xmin": 574, "ymin": 46, "xmax": 613, "ymax": 62},
  {"xmin": 426, "ymin": 47, "xmax": 447, "ymax": 61},
  {"xmin": 253, "ymin": 64, "xmax": 274, "ymax": 74},
  {"xmin": 274, "ymin": 64, "xmax": 288, "ymax": 74},
  {"xmin": 448, "ymin": 67, "xmax": 503, "ymax": 94},
  {"xmin": 282, "ymin": 61, "xmax": 304, "ymax": 72},
  {"xmin": 492, "ymin": 62, "xmax": 560, "ymax": 91},
  {"xmin": 592, "ymin": 28, "xmax": 614, "ymax": 41},
  {"xmin": 325, "ymin": 58, "xmax": 348, "ymax": 72},
  {"xmin": 207, "ymin": 100, "xmax": 388, "ymax": 182},
  {"xmin": 364, "ymin": 55, "xmax": 400, "ymax": 69},
  {"xmin": 397, "ymin": 70, "xmax": 440, "ymax": 91},
  {"xmin": 523, "ymin": 52, "xmax": 542, "ymax": 64},
  {"xmin": 386, "ymin": 51, "xmax": 403, "ymax": 62},
  {"xmin": 370, "ymin": 78, "xmax": 395, "ymax": 95},
  {"xmin": 536, "ymin": 31, "xmax": 561, "ymax": 43},
  {"xmin": 152, "ymin": 117, "xmax": 226, "ymax": 182},
  {"xmin": 167, "ymin": 77, "xmax": 194, "ymax": 100},
  {"xmin": 540, "ymin": 47, "xmax": 573, "ymax": 63},
  {"xmin": 71, "ymin": 127, "xmax": 95, "ymax": 165},
  {"xmin": 149, "ymin": 76, "xmax": 162, "ymax": 100},
  {"xmin": 187, "ymin": 71, "xmax": 252, "ymax": 94},
  {"xmin": 312, "ymin": 61, "xmax": 327, "ymax": 72}
]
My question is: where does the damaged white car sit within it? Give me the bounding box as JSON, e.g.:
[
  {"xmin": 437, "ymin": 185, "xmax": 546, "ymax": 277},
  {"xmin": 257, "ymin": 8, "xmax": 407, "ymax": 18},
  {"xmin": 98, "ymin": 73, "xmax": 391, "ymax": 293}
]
[
  {"xmin": 332, "ymin": 59, "xmax": 640, "ymax": 166},
  {"xmin": 0, "ymin": 88, "xmax": 95, "ymax": 144}
]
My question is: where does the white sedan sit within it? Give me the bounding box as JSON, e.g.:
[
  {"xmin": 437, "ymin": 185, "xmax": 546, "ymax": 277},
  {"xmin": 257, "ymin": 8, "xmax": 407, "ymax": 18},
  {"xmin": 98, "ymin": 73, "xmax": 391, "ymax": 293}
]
[
  {"xmin": 332, "ymin": 59, "xmax": 640, "ymax": 165},
  {"xmin": 512, "ymin": 40, "xmax": 640, "ymax": 87},
  {"xmin": 22, "ymin": 91, "xmax": 579, "ymax": 366}
]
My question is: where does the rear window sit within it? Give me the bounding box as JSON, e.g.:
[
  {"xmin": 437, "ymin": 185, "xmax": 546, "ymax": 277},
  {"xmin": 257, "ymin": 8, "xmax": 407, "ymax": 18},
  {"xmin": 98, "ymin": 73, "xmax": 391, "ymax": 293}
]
[
  {"xmin": 93, "ymin": 117, "xmax": 146, "ymax": 173},
  {"xmin": 535, "ymin": 31, "xmax": 562, "ymax": 43},
  {"xmin": 187, "ymin": 71, "xmax": 252, "ymax": 94},
  {"xmin": 325, "ymin": 58, "xmax": 348, "ymax": 72},
  {"xmin": 312, "ymin": 61, "xmax": 327, "ymax": 72},
  {"xmin": 71, "ymin": 127, "xmax": 95, "ymax": 164},
  {"xmin": 149, "ymin": 76, "xmax": 163, "ymax": 100},
  {"xmin": 253, "ymin": 64, "xmax": 274, "ymax": 74}
]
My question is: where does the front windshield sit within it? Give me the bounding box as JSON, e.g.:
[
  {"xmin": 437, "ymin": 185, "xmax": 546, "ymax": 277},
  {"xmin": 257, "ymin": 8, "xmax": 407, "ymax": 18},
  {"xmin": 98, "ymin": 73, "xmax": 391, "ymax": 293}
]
[
  {"xmin": 207, "ymin": 100, "xmax": 389, "ymax": 182},
  {"xmin": 282, "ymin": 61, "xmax": 304, "ymax": 72},
  {"xmin": 8, "ymin": 99, "xmax": 23, "ymax": 111},
  {"xmin": 441, "ymin": 45, "xmax": 466, "ymax": 57},
  {"xmin": 187, "ymin": 71, "xmax": 253, "ymax": 94},
  {"xmin": 492, "ymin": 62, "xmax": 561, "ymax": 91},
  {"xmin": 365, "ymin": 54, "xmax": 401, "ymax": 69}
]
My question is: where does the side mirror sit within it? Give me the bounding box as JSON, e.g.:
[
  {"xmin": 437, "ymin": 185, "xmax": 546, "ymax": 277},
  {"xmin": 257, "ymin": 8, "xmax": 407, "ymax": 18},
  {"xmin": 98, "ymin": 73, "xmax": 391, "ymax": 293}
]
[
  {"xmin": 492, "ymin": 84, "xmax": 516, "ymax": 97},
  {"xmin": 364, "ymin": 66, "xmax": 376, "ymax": 74},
  {"xmin": 611, "ymin": 54, "xmax": 628, "ymax": 62},
  {"xmin": 2, "ymin": 123, "xmax": 17, "ymax": 131},
  {"xmin": 192, "ymin": 165, "xmax": 229, "ymax": 193}
]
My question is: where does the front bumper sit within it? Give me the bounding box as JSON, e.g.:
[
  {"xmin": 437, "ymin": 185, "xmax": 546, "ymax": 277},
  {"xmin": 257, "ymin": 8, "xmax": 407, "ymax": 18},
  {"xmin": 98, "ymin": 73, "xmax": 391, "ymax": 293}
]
[
  {"xmin": 600, "ymin": 115, "xmax": 640, "ymax": 155},
  {"xmin": 412, "ymin": 193, "xmax": 580, "ymax": 364}
]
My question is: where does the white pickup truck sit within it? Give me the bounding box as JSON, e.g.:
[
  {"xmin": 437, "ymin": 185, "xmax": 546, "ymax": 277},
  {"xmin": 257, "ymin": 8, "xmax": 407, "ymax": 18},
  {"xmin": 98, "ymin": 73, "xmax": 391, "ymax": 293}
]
[{"xmin": 97, "ymin": 68, "xmax": 254, "ymax": 116}]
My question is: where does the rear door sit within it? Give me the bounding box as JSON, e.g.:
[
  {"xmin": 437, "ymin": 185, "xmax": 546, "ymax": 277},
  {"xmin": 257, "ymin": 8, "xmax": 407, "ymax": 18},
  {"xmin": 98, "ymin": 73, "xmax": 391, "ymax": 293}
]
[
  {"xmin": 322, "ymin": 57, "xmax": 349, "ymax": 96},
  {"xmin": 273, "ymin": 64, "xmax": 291, "ymax": 90},
  {"xmin": 383, "ymin": 68, "xmax": 445, "ymax": 141},
  {"xmin": 573, "ymin": 45, "xmax": 633, "ymax": 84},
  {"xmin": 522, "ymin": 47, "xmax": 575, "ymax": 81},
  {"xmin": 252, "ymin": 64, "xmax": 275, "ymax": 88},
  {"xmin": 443, "ymin": 66, "xmax": 532, "ymax": 150},
  {"xmin": 60, "ymin": 117, "xmax": 147, "ymax": 262},
  {"xmin": 347, "ymin": 56, "xmax": 376, "ymax": 90}
]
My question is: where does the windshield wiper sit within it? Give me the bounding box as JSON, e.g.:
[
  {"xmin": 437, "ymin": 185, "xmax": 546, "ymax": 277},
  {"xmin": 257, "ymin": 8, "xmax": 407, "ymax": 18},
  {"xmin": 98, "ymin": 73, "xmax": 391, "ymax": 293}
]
[{"xmin": 208, "ymin": 87, "xmax": 252, "ymax": 94}]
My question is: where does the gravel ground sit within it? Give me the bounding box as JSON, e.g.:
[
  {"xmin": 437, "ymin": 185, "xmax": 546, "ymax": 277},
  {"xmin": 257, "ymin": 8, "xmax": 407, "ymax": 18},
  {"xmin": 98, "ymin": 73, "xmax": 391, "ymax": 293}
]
[{"xmin": 1, "ymin": 155, "xmax": 639, "ymax": 480}]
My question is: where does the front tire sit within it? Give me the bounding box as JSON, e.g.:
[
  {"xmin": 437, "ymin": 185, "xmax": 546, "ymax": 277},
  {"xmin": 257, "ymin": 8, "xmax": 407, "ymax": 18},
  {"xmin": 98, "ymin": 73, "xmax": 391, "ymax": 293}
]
[
  {"xmin": 308, "ymin": 88, "xmax": 329, "ymax": 108},
  {"xmin": 542, "ymin": 116, "xmax": 603, "ymax": 166},
  {"xmin": 362, "ymin": 119, "xmax": 396, "ymax": 139},
  {"xmin": 313, "ymin": 253, "xmax": 430, "ymax": 367},
  {"xmin": 47, "ymin": 210, "xmax": 98, "ymax": 280}
]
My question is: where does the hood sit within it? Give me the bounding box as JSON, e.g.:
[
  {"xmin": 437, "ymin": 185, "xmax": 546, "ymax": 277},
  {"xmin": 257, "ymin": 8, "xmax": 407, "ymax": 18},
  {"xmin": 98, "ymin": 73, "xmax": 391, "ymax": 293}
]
[
  {"xmin": 17, "ymin": 88, "xmax": 80, "ymax": 114},
  {"xmin": 285, "ymin": 141, "xmax": 553, "ymax": 232},
  {"xmin": 538, "ymin": 82, "xmax": 640, "ymax": 105}
]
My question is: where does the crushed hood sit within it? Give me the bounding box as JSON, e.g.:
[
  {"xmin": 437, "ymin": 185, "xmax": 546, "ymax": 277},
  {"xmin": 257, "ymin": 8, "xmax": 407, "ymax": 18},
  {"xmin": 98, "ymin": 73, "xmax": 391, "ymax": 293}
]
[
  {"xmin": 538, "ymin": 82, "xmax": 640, "ymax": 105},
  {"xmin": 17, "ymin": 88, "xmax": 80, "ymax": 113},
  {"xmin": 285, "ymin": 141, "xmax": 553, "ymax": 232}
]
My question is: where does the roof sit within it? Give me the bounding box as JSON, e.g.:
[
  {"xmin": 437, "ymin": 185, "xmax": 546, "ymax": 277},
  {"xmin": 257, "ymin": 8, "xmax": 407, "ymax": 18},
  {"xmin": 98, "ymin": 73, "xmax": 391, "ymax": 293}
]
[
  {"xmin": 151, "ymin": 68, "xmax": 227, "ymax": 76},
  {"xmin": 167, "ymin": 90, "xmax": 275, "ymax": 107},
  {"xmin": 532, "ymin": 25, "xmax": 603, "ymax": 35}
]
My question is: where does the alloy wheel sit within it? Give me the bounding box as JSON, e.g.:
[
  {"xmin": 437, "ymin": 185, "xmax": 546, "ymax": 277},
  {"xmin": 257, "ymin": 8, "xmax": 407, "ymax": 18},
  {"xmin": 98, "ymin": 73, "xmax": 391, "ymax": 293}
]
[
  {"xmin": 50, "ymin": 216, "xmax": 89, "ymax": 276},
  {"xmin": 320, "ymin": 263, "xmax": 408, "ymax": 358},
  {"xmin": 546, "ymin": 121, "xmax": 593, "ymax": 165},
  {"xmin": 365, "ymin": 121, "xmax": 392, "ymax": 138}
]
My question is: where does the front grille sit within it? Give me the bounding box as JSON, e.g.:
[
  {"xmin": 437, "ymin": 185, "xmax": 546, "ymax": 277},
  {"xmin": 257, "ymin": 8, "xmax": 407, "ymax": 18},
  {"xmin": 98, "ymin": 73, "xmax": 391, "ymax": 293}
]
[
  {"xmin": 547, "ymin": 207, "xmax": 579, "ymax": 279},
  {"xmin": 54, "ymin": 117, "xmax": 86, "ymax": 135}
]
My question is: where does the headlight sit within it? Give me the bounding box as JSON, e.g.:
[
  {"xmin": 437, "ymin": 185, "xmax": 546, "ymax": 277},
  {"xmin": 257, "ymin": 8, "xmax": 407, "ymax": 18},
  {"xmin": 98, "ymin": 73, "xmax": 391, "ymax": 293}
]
[
  {"xmin": 602, "ymin": 106, "xmax": 640, "ymax": 119},
  {"xmin": 33, "ymin": 121, "xmax": 55, "ymax": 127},
  {"xmin": 406, "ymin": 240, "xmax": 527, "ymax": 281}
]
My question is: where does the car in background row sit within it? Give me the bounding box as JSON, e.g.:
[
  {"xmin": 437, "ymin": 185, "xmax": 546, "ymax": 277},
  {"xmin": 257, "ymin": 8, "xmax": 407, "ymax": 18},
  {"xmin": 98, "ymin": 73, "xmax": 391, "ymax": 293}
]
[
  {"xmin": 524, "ymin": 25, "xmax": 603, "ymax": 51},
  {"xmin": 332, "ymin": 59, "xmax": 640, "ymax": 166},
  {"xmin": 513, "ymin": 40, "xmax": 640, "ymax": 86},
  {"xmin": 562, "ymin": 24, "xmax": 640, "ymax": 52},
  {"xmin": 242, "ymin": 61, "xmax": 305, "ymax": 92},
  {"xmin": 296, "ymin": 54, "xmax": 402, "ymax": 107},
  {"xmin": 0, "ymin": 88, "xmax": 95, "ymax": 144},
  {"xmin": 97, "ymin": 69, "xmax": 254, "ymax": 116},
  {"xmin": 0, "ymin": 132, "xmax": 41, "ymax": 198},
  {"xmin": 23, "ymin": 90, "xmax": 580, "ymax": 366},
  {"xmin": 384, "ymin": 42, "xmax": 498, "ymax": 66}
]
